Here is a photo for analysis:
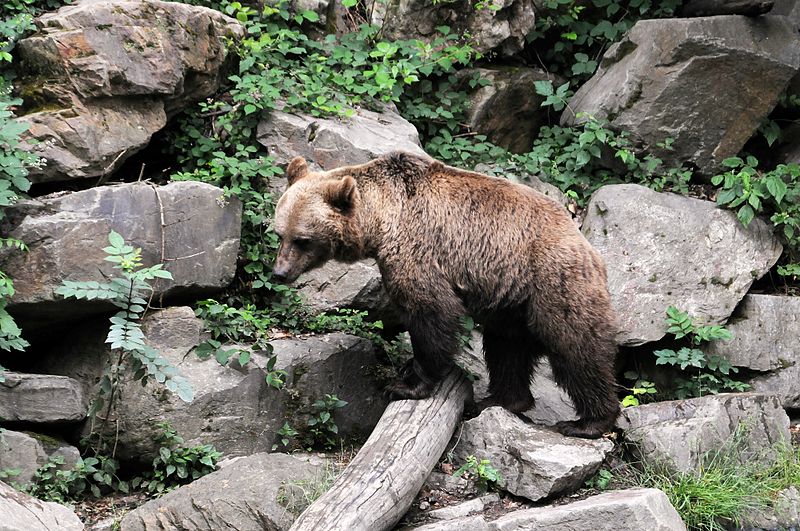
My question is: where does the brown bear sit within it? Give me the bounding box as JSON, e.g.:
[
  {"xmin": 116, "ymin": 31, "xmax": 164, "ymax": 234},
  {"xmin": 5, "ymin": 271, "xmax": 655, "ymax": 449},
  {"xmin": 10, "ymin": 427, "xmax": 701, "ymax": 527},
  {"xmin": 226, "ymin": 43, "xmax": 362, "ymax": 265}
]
[{"xmin": 273, "ymin": 151, "xmax": 620, "ymax": 438}]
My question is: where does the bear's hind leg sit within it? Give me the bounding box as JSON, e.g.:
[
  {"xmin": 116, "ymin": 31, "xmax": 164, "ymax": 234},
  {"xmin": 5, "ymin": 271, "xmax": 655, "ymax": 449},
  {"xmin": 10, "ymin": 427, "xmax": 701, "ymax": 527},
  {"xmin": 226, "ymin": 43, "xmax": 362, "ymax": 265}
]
[
  {"xmin": 483, "ymin": 325, "xmax": 540, "ymax": 414},
  {"xmin": 545, "ymin": 333, "xmax": 619, "ymax": 439}
]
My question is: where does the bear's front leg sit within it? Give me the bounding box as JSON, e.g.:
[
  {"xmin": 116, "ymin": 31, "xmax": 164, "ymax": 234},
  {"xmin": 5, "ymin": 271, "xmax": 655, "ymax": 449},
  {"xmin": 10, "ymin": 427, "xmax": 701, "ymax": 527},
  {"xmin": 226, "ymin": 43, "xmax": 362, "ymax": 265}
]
[{"xmin": 386, "ymin": 308, "xmax": 460, "ymax": 401}]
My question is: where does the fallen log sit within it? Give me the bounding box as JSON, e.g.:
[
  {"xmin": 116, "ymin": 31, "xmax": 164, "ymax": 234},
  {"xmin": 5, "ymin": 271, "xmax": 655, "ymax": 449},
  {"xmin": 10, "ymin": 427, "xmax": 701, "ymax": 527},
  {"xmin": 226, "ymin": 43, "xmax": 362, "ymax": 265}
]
[{"xmin": 289, "ymin": 368, "xmax": 472, "ymax": 531}]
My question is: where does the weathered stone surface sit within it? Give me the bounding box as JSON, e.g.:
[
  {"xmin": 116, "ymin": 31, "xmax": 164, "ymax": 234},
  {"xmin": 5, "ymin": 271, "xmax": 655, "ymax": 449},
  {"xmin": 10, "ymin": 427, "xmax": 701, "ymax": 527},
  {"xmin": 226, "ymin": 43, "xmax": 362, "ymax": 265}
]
[
  {"xmin": 428, "ymin": 493, "xmax": 499, "ymax": 521},
  {"xmin": 16, "ymin": 0, "xmax": 242, "ymax": 183},
  {"xmin": 489, "ymin": 488, "xmax": 686, "ymax": 531},
  {"xmin": 0, "ymin": 480, "xmax": 83, "ymax": 531},
  {"xmin": 257, "ymin": 106, "xmax": 426, "ymax": 178},
  {"xmin": 742, "ymin": 486, "xmax": 800, "ymax": 531},
  {"xmin": 582, "ymin": 184, "xmax": 782, "ymax": 346},
  {"xmin": 453, "ymin": 407, "xmax": 613, "ymax": 502},
  {"xmin": 0, "ymin": 430, "xmax": 80, "ymax": 486},
  {"xmin": 680, "ymin": 0, "xmax": 774, "ymax": 16},
  {"xmin": 749, "ymin": 364, "xmax": 800, "ymax": 410},
  {"xmin": 295, "ymin": 259, "xmax": 404, "ymax": 327},
  {"xmin": 618, "ymin": 393, "xmax": 791, "ymax": 474},
  {"xmin": 61, "ymin": 307, "xmax": 386, "ymax": 462},
  {"xmin": 411, "ymin": 515, "xmax": 490, "ymax": 531},
  {"xmin": 1, "ymin": 181, "xmax": 241, "ymax": 327},
  {"xmin": 20, "ymin": 100, "xmax": 167, "ymax": 183},
  {"xmin": 120, "ymin": 452, "xmax": 323, "ymax": 531},
  {"xmin": 424, "ymin": 470, "xmax": 477, "ymax": 497},
  {"xmin": 563, "ymin": 16, "xmax": 800, "ymax": 176},
  {"xmin": 0, "ymin": 373, "xmax": 87, "ymax": 423},
  {"xmin": 376, "ymin": 0, "xmax": 536, "ymax": 56},
  {"xmin": 772, "ymin": 0, "xmax": 800, "ymax": 26},
  {"xmin": 456, "ymin": 332, "xmax": 578, "ymax": 426},
  {"xmin": 704, "ymin": 294, "xmax": 800, "ymax": 372},
  {"xmin": 456, "ymin": 67, "xmax": 559, "ymax": 153}
]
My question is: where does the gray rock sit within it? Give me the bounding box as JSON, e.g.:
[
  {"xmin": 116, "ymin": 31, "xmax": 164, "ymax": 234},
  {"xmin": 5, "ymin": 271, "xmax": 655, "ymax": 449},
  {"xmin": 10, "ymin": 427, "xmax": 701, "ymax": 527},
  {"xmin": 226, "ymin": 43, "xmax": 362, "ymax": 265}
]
[
  {"xmin": 772, "ymin": 0, "xmax": 800, "ymax": 25},
  {"xmin": 411, "ymin": 515, "xmax": 490, "ymax": 531},
  {"xmin": 488, "ymin": 488, "xmax": 686, "ymax": 531},
  {"xmin": 742, "ymin": 486, "xmax": 800, "ymax": 530},
  {"xmin": 0, "ymin": 480, "xmax": 83, "ymax": 531},
  {"xmin": 295, "ymin": 259, "xmax": 404, "ymax": 327},
  {"xmin": 376, "ymin": 0, "xmax": 536, "ymax": 56},
  {"xmin": 67, "ymin": 307, "xmax": 386, "ymax": 462},
  {"xmin": 0, "ymin": 373, "xmax": 87, "ymax": 423},
  {"xmin": 20, "ymin": 100, "xmax": 166, "ymax": 184},
  {"xmin": 257, "ymin": 106, "xmax": 426, "ymax": 182},
  {"xmin": 453, "ymin": 407, "xmax": 613, "ymax": 502},
  {"xmin": 563, "ymin": 16, "xmax": 800, "ymax": 176},
  {"xmin": 1, "ymin": 181, "xmax": 242, "ymax": 328},
  {"xmin": 582, "ymin": 184, "xmax": 782, "ymax": 346},
  {"xmin": 16, "ymin": 0, "xmax": 243, "ymax": 183},
  {"xmin": 0, "ymin": 430, "xmax": 80, "ymax": 486},
  {"xmin": 120, "ymin": 452, "xmax": 323, "ymax": 531},
  {"xmin": 704, "ymin": 294, "xmax": 800, "ymax": 372},
  {"xmin": 456, "ymin": 331, "xmax": 578, "ymax": 426},
  {"xmin": 428, "ymin": 493, "xmax": 499, "ymax": 520},
  {"xmin": 749, "ymin": 364, "xmax": 800, "ymax": 409},
  {"xmin": 680, "ymin": 0, "xmax": 774, "ymax": 16},
  {"xmin": 456, "ymin": 67, "xmax": 560, "ymax": 153},
  {"xmin": 618, "ymin": 393, "xmax": 791, "ymax": 474}
]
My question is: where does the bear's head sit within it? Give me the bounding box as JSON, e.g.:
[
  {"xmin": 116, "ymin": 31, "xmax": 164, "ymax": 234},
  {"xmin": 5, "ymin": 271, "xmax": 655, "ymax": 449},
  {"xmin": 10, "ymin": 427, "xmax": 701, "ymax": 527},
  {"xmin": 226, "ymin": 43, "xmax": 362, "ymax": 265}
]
[{"xmin": 272, "ymin": 156, "xmax": 363, "ymax": 283}]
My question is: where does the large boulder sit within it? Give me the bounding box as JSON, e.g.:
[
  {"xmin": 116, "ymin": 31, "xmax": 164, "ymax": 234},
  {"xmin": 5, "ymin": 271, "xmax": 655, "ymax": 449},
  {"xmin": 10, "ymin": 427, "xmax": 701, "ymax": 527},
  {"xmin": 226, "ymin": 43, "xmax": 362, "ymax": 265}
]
[
  {"xmin": 0, "ymin": 181, "xmax": 242, "ymax": 328},
  {"xmin": 489, "ymin": 488, "xmax": 686, "ymax": 531},
  {"xmin": 44, "ymin": 307, "xmax": 386, "ymax": 462},
  {"xmin": 257, "ymin": 106, "xmax": 426, "ymax": 179},
  {"xmin": 0, "ymin": 481, "xmax": 83, "ymax": 531},
  {"xmin": 294, "ymin": 259, "xmax": 405, "ymax": 328},
  {"xmin": 679, "ymin": 0, "xmax": 774, "ymax": 16},
  {"xmin": 618, "ymin": 393, "xmax": 791, "ymax": 474},
  {"xmin": 703, "ymin": 294, "xmax": 799, "ymax": 371},
  {"xmin": 15, "ymin": 0, "xmax": 243, "ymax": 183},
  {"xmin": 120, "ymin": 452, "xmax": 325, "ymax": 530},
  {"xmin": 456, "ymin": 67, "xmax": 560, "ymax": 153},
  {"xmin": 452, "ymin": 407, "xmax": 613, "ymax": 502},
  {"xmin": 0, "ymin": 430, "xmax": 80, "ymax": 486},
  {"xmin": 375, "ymin": 0, "xmax": 536, "ymax": 56},
  {"xmin": 562, "ymin": 16, "xmax": 800, "ymax": 176},
  {"xmin": 582, "ymin": 184, "xmax": 782, "ymax": 346},
  {"xmin": 0, "ymin": 373, "xmax": 87, "ymax": 423}
]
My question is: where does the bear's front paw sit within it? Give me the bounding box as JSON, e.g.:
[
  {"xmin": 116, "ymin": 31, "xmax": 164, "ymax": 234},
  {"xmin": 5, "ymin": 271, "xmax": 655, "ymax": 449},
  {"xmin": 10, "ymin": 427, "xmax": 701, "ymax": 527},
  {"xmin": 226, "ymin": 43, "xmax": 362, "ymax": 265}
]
[
  {"xmin": 553, "ymin": 419, "xmax": 609, "ymax": 439},
  {"xmin": 384, "ymin": 379, "xmax": 434, "ymax": 401}
]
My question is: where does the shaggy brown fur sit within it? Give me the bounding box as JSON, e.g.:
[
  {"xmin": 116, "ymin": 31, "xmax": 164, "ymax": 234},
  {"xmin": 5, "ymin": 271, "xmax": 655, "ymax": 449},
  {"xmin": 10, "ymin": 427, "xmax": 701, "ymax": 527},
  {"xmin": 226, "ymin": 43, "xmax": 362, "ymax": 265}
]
[{"xmin": 273, "ymin": 152, "xmax": 620, "ymax": 438}]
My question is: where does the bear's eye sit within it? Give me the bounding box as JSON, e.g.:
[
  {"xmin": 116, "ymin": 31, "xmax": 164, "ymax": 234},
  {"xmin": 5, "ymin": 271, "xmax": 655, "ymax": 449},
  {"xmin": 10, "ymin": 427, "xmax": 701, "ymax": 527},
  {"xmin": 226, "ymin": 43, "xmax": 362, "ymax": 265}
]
[{"xmin": 293, "ymin": 237, "xmax": 311, "ymax": 250}]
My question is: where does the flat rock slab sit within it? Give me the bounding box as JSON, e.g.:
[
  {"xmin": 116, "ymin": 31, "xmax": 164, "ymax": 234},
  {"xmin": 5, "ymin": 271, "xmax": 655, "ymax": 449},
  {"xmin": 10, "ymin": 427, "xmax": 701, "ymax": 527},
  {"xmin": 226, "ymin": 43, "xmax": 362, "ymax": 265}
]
[
  {"xmin": 0, "ymin": 429, "xmax": 80, "ymax": 486},
  {"xmin": 582, "ymin": 184, "xmax": 782, "ymax": 346},
  {"xmin": 618, "ymin": 393, "xmax": 791, "ymax": 474},
  {"xmin": 15, "ymin": 0, "xmax": 243, "ymax": 183},
  {"xmin": 120, "ymin": 452, "xmax": 324, "ymax": 531},
  {"xmin": 0, "ymin": 478, "xmax": 83, "ymax": 531},
  {"xmin": 427, "ymin": 493, "xmax": 499, "ymax": 521},
  {"xmin": 563, "ymin": 16, "xmax": 800, "ymax": 176},
  {"xmin": 453, "ymin": 407, "xmax": 613, "ymax": 502},
  {"xmin": 489, "ymin": 488, "xmax": 686, "ymax": 531},
  {"xmin": 0, "ymin": 373, "xmax": 87, "ymax": 423},
  {"xmin": 1, "ymin": 181, "xmax": 241, "ymax": 327}
]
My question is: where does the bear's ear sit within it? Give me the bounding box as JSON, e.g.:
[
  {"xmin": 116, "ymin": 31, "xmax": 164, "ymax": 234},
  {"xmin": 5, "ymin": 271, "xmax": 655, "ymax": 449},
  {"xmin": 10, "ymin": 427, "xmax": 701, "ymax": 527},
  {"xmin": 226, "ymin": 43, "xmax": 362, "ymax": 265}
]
[
  {"xmin": 286, "ymin": 156, "xmax": 309, "ymax": 187},
  {"xmin": 324, "ymin": 176, "xmax": 358, "ymax": 212}
]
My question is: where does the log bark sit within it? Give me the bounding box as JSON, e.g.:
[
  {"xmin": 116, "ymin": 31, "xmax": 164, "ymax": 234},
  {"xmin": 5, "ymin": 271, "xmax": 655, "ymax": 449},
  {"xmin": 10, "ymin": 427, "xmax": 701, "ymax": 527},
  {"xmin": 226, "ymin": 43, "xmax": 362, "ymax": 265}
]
[{"xmin": 289, "ymin": 368, "xmax": 472, "ymax": 531}]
